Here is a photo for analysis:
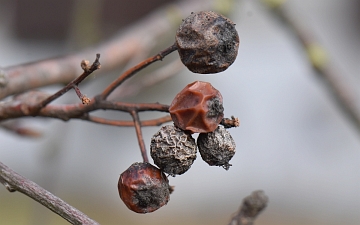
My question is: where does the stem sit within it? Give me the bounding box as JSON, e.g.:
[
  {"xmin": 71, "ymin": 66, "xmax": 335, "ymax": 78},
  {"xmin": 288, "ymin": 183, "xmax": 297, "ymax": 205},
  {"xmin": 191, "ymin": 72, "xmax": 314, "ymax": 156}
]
[
  {"xmin": 0, "ymin": 161, "xmax": 99, "ymax": 225},
  {"xmin": 221, "ymin": 116, "xmax": 240, "ymax": 128},
  {"xmin": 99, "ymin": 43, "xmax": 178, "ymax": 100},
  {"xmin": 130, "ymin": 110, "xmax": 149, "ymax": 162},
  {"xmin": 85, "ymin": 115, "xmax": 172, "ymax": 127}
]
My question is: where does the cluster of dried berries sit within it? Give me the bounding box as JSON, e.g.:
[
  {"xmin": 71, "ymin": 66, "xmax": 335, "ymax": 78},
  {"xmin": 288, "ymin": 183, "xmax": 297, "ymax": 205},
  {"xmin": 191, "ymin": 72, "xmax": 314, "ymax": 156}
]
[
  {"xmin": 152, "ymin": 81, "xmax": 236, "ymax": 175},
  {"xmin": 118, "ymin": 11, "xmax": 239, "ymax": 214}
]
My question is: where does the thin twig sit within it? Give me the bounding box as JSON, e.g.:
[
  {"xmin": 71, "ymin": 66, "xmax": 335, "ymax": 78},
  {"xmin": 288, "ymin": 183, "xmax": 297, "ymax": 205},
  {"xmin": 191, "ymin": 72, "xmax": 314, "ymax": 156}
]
[
  {"xmin": 0, "ymin": 122, "xmax": 42, "ymax": 138},
  {"xmin": 0, "ymin": 0, "xmax": 217, "ymax": 100},
  {"xmin": 0, "ymin": 161, "xmax": 99, "ymax": 225},
  {"xmin": 73, "ymin": 84, "xmax": 91, "ymax": 105},
  {"xmin": 33, "ymin": 54, "xmax": 100, "ymax": 112},
  {"xmin": 228, "ymin": 190, "xmax": 268, "ymax": 225},
  {"xmin": 0, "ymin": 94, "xmax": 169, "ymax": 121},
  {"xmin": 113, "ymin": 59, "xmax": 184, "ymax": 99},
  {"xmin": 99, "ymin": 43, "xmax": 178, "ymax": 100},
  {"xmin": 130, "ymin": 110, "xmax": 149, "ymax": 162},
  {"xmin": 85, "ymin": 115, "xmax": 172, "ymax": 127}
]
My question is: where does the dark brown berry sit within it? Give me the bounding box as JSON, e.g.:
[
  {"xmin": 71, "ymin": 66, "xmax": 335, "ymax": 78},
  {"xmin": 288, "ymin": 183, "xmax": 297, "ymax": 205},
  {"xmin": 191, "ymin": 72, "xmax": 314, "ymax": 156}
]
[
  {"xmin": 118, "ymin": 162, "xmax": 170, "ymax": 213},
  {"xmin": 169, "ymin": 81, "xmax": 224, "ymax": 133},
  {"xmin": 176, "ymin": 11, "xmax": 239, "ymax": 74},
  {"xmin": 150, "ymin": 125, "xmax": 197, "ymax": 176},
  {"xmin": 197, "ymin": 126, "xmax": 236, "ymax": 170}
]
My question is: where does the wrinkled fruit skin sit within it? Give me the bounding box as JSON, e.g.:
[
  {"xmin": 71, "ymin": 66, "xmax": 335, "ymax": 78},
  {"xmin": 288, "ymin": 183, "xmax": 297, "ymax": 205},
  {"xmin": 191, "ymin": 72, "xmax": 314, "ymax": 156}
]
[
  {"xmin": 197, "ymin": 126, "xmax": 236, "ymax": 170},
  {"xmin": 176, "ymin": 11, "xmax": 239, "ymax": 74},
  {"xmin": 151, "ymin": 125, "xmax": 197, "ymax": 176},
  {"xmin": 169, "ymin": 81, "xmax": 224, "ymax": 133},
  {"xmin": 118, "ymin": 162, "xmax": 170, "ymax": 213}
]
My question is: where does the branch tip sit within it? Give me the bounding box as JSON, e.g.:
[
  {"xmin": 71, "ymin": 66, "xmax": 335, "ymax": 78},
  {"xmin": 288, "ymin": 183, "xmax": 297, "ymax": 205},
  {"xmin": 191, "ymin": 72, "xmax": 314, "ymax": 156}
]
[
  {"xmin": 73, "ymin": 85, "xmax": 90, "ymax": 105},
  {"xmin": 228, "ymin": 190, "xmax": 268, "ymax": 225},
  {"xmin": 81, "ymin": 60, "xmax": 90, "ymax": 71}
]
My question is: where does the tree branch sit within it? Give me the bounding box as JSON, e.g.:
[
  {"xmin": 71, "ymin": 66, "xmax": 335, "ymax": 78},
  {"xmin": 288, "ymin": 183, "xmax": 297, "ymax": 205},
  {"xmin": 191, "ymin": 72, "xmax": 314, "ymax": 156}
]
[
  {"xmin": 113, "ymin": 59, "xmax": 184, "ymax": 99},
  {"xmin": 0, "ymin": 161, "xmax": 99, "ymax": 225},
  {"xmin": 0, "ymin": 93, "xmax": 170, "ymax": 121},
  {"xmin": 228, "ymin": 190, "xmax": 268, "ymax": 225},
  {"xmin": 0, "ymin": 1, "xmax": 242, "ymax": 223},
  {"xmin": 0, "ymin": 0, "xmax": 215, "ymax": 100},
  {"xmin": 99, "ymin": 43, "xmax": 177, "ymax": 100},
  {"xmin": 261, "ymin": 0, "xmax": 360, "ymax": 134},
  {"xmin": 36, "ymin": 54, "xmax": 100, "ymax": 109},
  {"xmin": 130, "ymin": 110, "xmax": 149, "ymax": 162},
  {"xmin": 84, "ymin": 115, "xmax": 172, "ymax": 127}
]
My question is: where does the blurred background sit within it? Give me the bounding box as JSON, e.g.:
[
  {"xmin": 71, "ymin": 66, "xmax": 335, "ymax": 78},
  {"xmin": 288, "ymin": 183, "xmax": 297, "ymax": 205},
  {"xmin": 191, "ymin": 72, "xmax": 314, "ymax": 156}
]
[{"xmin": 1, "ymin": 0, "xmax": 360, "ymax": 224}]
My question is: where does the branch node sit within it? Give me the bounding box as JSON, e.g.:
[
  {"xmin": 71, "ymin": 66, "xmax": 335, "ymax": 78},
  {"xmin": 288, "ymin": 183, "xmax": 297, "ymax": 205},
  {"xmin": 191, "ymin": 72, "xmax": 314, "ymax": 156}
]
[
  {"xmin": 81, "ymin": 95, "xmax": 91, "ymax": 105},
  {"xmin": 81, "ymin": 60, "xmax": 90, "ymax": 72},
  {"xmin": 5, "ymin": 182, "xmax": 16, "ymax": 192},
  {"xmin": 73, "ymin": 84, "xmax": 90, "ymax": 105},
  {"xmin": 0, "ymin": 175, "xmax": 16, "ymax": 192}
]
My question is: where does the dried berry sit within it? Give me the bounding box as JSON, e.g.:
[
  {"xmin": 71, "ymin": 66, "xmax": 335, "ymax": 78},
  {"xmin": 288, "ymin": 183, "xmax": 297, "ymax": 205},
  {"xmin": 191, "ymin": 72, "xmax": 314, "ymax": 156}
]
[
  {"xmin": 197, "ymin": 126, "xmax": 236, "ymax": 170},
  {"xmin": 176, "ymin": 11, "xmax": 239, "ymax": 74},
  {"xmin": 150, "ymin": 125, "xmax": 197, "ymax": 176},
  {"xmin": 169, "ymin": 81, "xmax": 224, "ymax": 133},
  {"xmin": 118, "ymin": 162, "xmax": 170, "ymax": 213}
]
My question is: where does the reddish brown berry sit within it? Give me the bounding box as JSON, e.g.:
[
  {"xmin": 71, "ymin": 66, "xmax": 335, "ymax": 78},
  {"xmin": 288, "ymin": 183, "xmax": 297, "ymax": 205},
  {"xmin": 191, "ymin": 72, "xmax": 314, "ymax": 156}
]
[
  {"xmin": 118, "ymin": 162, "xmax": 170, "ymax": 213},
  {"xmin": 176, "ymin": 11, "xmax": 239, "ymax": 74},
  {"xmin": 197, "ymin": 126, "xmax": 236, "ymax": 170},
  {"xmin": 169, "ymin": 81, "xmax": 224, "ymax": 133},
  {"xmin": 150, "ymin": 125, "xmax": 197, "ymax": 176}
]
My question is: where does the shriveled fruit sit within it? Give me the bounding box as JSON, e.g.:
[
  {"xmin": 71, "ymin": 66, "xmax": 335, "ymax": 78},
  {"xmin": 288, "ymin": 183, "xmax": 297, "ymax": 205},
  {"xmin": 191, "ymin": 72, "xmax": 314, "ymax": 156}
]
[
  {"xmin": 150, "ymin": 125, "xmax": 197, "ymax": 176},
  {"xmin": 118, "ymin": 162, "xmax": 170, "ymax": 213},
  {"xmin": 176, "ymin": 11, "xmax": 239, "ymax": 74},
  {"xmin": 197, "ymin": 126, "xmax": 236, "ymax": 170},
  {"xmin": 169, "ymin": 81, "xmax": 224, "ymax": 133}
]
